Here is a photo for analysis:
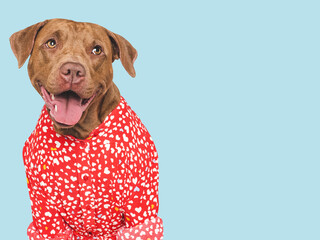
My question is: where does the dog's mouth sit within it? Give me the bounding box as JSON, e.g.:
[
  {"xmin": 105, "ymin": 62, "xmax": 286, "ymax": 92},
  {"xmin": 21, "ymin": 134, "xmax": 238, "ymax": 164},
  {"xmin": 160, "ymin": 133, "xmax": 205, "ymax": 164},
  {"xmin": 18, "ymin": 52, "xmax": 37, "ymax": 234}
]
[{"xmin": 40, "ymin": 86, "xmax": 96, "ymax": 126}]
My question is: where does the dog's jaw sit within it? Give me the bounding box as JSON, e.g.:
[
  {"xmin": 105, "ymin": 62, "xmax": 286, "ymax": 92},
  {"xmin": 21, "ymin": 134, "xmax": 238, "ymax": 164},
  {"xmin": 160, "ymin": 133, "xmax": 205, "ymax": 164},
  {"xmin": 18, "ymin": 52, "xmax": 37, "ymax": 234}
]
[
  {"xmin": 51, "ymin": 82, "xmax": 121, "ymax": 139},
  {"xmin": 40, "ymin": 85, "xmax": 97, "ymax": 126}
]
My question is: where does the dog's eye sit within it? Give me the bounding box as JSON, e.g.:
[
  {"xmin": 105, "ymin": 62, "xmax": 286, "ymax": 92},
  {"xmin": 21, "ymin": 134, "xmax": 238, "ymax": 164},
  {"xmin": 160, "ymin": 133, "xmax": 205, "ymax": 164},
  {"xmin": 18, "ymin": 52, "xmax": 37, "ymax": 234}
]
[
  {"xmin": 92, "ymin": 46, "xmax": 102, "ymax": 55},
  {"xmin": 46, "ymin": 39, "xmax": 56, "ymax": 49}
]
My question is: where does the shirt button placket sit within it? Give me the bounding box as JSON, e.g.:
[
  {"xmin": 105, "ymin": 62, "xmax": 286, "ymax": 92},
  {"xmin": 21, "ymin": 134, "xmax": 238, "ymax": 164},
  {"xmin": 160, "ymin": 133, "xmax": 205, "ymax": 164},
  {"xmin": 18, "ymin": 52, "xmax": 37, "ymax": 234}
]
[{"xmin": 79, "ymin": 141, "xmax": 96, "ymax": 233}]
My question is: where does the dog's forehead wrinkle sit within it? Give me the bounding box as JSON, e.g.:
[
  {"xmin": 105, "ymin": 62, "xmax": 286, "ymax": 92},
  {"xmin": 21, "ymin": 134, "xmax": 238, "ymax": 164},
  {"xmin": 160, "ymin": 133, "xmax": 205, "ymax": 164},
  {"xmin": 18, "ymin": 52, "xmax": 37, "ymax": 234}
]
[
  {"xmin": 71, "ymin": 21, "xmax": 87, "ymax": 32},
  {"xmin": 51, "ymin": 30, "xmax": 62, "ymax": 39}
]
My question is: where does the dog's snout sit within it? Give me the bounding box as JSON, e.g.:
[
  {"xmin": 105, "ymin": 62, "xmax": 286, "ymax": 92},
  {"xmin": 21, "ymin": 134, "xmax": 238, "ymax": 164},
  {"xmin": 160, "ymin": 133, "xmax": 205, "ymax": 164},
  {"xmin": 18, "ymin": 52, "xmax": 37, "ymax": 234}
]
[{"xmin": 60, "ymin": 62, "xmax": 86, "ymax": 83}]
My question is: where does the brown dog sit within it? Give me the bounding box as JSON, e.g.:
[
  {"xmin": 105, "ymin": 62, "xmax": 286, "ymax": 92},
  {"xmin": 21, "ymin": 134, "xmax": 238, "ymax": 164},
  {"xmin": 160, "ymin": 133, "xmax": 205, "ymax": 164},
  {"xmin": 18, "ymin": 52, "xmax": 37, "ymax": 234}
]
[
  {"xmin": 10, "ymin": 18, "xmax": 136, "ymax": 139},
  {"xmin": 10, "ymin": 19, "xmax": 163, "ymax": 240}
]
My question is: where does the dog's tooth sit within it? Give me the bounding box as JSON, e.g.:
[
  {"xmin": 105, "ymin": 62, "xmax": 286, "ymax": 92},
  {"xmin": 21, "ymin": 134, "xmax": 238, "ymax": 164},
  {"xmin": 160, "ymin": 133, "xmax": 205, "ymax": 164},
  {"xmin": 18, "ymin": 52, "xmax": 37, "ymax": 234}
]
[
  {"xmin": 51, "ymin": 94, "xmax": 55, "ymax": 101},
  {"xmin": 55, "ymin": 105, "xmax": 58, "ymax": 112}
]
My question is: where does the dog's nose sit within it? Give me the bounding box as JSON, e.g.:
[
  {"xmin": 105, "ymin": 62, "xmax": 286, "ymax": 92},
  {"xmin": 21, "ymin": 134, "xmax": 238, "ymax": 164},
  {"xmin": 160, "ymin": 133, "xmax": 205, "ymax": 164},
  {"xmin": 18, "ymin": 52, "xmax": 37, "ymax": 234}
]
[{"xmin": 60, "ymin": 62, "xmax": 86, "ymax": 83}]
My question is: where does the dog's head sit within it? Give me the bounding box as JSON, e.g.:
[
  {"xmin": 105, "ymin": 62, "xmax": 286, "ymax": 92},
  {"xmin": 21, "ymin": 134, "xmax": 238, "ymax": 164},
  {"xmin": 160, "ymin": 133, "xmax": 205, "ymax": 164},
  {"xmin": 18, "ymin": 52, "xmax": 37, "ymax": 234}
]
[{"xmin": 10, "ymin": 18, "xmax": 137, "ymax": 127}]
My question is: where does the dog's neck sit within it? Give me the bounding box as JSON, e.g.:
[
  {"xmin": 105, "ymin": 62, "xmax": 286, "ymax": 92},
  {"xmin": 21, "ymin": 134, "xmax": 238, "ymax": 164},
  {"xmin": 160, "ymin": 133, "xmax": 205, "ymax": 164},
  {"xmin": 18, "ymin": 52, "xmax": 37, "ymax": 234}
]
[{"xmin": 52, "ymin": 83, "xmax": 121, "ymax": 139}]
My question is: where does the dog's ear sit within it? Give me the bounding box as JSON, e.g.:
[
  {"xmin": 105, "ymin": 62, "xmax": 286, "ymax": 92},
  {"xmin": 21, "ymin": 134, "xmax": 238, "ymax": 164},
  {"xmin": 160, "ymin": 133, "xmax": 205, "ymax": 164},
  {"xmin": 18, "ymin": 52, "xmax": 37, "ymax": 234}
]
[
  {"xmin": 9, "ymin": 20, "xmax": 48, "ymax": 68},
  {"xmin": 106, "ymin": 30, "xmax": 138, "ymax": 78}
]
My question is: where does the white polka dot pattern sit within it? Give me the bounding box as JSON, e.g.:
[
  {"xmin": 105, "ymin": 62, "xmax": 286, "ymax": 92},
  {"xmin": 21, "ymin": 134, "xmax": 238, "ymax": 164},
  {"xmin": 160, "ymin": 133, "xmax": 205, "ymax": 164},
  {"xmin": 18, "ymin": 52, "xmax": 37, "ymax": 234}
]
[{"xmin": 23, "ymin": 97, "xmax": 163, "ymax": 240}]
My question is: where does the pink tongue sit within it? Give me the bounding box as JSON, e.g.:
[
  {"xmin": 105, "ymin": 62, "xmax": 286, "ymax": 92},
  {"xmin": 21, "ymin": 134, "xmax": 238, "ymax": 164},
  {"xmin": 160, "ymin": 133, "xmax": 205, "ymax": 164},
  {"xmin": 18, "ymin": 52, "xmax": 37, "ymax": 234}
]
[{"xmin": 50, "ymin": 94, "xmax": 83, "ymax": 126}]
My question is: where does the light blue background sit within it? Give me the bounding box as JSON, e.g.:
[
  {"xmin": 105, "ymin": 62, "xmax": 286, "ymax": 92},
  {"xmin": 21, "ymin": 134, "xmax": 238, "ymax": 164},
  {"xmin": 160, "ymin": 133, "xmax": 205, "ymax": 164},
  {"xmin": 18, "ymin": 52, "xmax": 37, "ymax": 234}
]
[{"xmin": 0, "ymin": 0, "xmax": 319, "ymax": 239}]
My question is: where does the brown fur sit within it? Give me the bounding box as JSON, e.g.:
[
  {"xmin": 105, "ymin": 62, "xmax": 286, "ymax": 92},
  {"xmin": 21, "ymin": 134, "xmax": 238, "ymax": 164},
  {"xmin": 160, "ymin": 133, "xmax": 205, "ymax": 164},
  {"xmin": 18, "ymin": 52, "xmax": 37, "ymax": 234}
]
[{"xmin": 10, "ymin": 19, "xmax": 137, "ymax": 139}]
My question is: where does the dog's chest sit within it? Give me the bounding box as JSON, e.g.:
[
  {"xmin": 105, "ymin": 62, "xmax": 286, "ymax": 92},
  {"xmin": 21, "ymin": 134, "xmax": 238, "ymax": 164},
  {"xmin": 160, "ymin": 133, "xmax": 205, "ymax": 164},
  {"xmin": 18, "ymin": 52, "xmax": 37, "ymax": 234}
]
[{"xmin": 23, "ymin": 98, "xmax": 157, "ymax": 235}]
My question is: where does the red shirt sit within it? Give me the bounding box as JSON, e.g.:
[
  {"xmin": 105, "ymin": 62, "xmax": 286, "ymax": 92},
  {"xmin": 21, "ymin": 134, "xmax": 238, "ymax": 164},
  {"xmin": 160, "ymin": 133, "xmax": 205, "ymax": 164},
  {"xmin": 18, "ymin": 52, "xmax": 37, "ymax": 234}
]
[{"xmin": 23, "ymin": 97, "xmax": 163, "ymax": 240}]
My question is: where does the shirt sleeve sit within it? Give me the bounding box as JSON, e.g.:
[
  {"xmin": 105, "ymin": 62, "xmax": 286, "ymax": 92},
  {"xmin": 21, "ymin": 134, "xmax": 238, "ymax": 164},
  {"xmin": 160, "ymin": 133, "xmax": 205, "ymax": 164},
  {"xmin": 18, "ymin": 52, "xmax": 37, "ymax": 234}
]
[
  {"xmin": 118, "ymin": 132, "xmax": 164, "ymax": 239},
  {"xmin": 25, "ymin": 170, "xmax": 73, "ymax": 239}
]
